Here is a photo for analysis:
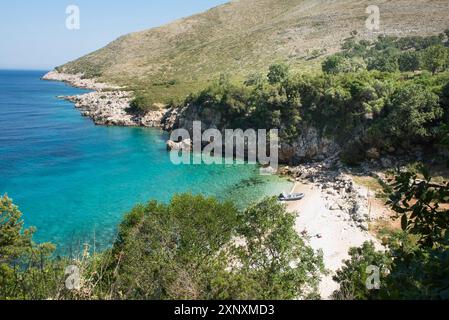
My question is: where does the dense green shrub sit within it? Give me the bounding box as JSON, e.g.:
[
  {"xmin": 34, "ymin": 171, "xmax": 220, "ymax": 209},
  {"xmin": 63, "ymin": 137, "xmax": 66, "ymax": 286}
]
[
  {"xmin": 381, "ymin": 84, "xmax": 442, "ymax": 143},
  {"xmin": 422, "ymin": 45, "xmax": 449, "ymax": 74},
  {"xmin": 128, "ymin": 94, "xmax": 162, "ymax": 113},
  {"xmin": 99, "ymin": 195, "xmax": 324, "ymax": 300},
  {"xmin": 322, "ymin": 55, "xmax": 346, "ymax": 74},
  {"xmin": 332, "ymin": 241, "xmax": 392, "ymax": 300},
  {"xmin": 326, "ymin": 33, "xmax": 448, "ymax": 74},
  {"xmin": 0, "ymin": 195, "xmax": 65, "ymax": 300},
  {"xmin": 267, "ymin": 63, "xmax": 290, "ymax": 84},
  {"xmin": 322, "ymin": 55, "xmax": 366, "ymax": 74},
  {"xmin": 367, "ymin": 48, "xmax": 400, "ymax": 72},
  {"xmin": 398, "ymin": 51, "xmax": 421, "ymax": 72}
]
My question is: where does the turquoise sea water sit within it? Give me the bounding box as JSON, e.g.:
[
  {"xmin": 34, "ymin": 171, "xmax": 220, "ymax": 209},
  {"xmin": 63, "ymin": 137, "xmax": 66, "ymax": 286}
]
[{"xmin": 0, "ymin": 70, "xmax": 292, "ymax": 253}]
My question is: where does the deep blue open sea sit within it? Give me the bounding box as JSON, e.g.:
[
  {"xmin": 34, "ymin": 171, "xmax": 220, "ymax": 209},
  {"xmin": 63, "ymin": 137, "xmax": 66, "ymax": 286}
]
[{"xmin": 0, "ymin": 70, "xmax": 291, "ymax": 253}]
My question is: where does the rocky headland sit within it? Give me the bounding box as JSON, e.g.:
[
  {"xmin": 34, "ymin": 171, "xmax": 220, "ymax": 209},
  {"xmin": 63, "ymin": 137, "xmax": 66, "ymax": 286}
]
[{"xmin": 42, "ymin": 71, "xmax": 168, "ymax": 127}]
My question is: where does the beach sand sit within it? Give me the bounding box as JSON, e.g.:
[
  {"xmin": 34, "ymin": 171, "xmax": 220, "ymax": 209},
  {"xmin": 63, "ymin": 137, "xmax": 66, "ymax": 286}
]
[{"xmin": 287, "ymin": 182, "xmax": 381, "ymax": 299}]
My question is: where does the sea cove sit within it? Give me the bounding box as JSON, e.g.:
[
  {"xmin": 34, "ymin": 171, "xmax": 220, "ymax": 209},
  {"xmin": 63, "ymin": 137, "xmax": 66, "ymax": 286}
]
[{"xmin": 0, "ymin": 70, "xmax": 292, "ymax": 253}]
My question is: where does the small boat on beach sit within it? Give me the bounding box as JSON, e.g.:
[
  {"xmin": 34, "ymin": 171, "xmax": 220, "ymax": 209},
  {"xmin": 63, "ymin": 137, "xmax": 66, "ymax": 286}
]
[{"xmin": 278, "ymin": 192, "xmax": 305, "ymax": 202}]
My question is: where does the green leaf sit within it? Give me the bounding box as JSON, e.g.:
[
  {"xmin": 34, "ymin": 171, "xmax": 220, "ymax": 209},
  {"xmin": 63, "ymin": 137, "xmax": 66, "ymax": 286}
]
[{"xmin": 401, "ymin": 214, "xmax": 408, "ymax": 231}]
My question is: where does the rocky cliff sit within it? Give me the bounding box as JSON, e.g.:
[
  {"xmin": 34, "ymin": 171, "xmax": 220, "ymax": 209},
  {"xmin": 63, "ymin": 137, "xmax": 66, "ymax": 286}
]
[{"xmin": 161, "ymin": 101, "xmax": 341, "ymax": 165}]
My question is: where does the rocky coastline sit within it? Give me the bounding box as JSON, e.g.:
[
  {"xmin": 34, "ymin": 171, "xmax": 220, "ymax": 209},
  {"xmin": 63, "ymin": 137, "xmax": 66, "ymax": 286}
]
[{"xmin": 42, "ymin": 71, "xmax": 168, "ymax": 127}]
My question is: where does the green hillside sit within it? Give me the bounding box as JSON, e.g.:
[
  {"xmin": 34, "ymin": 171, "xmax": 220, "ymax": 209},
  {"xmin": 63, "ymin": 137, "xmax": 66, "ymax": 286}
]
[{"xmin": 58, "ymin": 0, "xmax": 449, "ymax": 104}]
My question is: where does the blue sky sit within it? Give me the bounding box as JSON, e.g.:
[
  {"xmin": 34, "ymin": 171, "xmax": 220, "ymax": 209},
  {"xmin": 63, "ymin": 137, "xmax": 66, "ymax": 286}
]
[{"xmin": 0, "ymin": 1, "xmax": 228, "ymax": 70}]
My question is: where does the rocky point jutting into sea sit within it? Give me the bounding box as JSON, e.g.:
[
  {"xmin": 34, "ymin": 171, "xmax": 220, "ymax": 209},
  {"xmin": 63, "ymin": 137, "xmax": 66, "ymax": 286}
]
[{"xmin": 43, "ymin": 71, "xmax": 168, "ymax": 128}]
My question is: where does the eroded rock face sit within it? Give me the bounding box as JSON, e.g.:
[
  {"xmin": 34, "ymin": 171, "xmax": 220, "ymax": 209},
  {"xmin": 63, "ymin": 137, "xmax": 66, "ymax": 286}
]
[
  {"xmin": 164, "ymin": 103, "xmax": 222, "ymax": 133},
  {"xmin": 161, "ymin": 107, "xmax": 181, "ymax": 131},
  {"xmin": 163, "ymin": 104, "xmax": 342, "ymax": 164},
  {"xmin": 65, "ymin": 91, "xmax": 136, "ymax": 126},
  {"xmin": 64, "ymin": 92, "xmax": 169, "ymax": 127},
  {"xmin": 141, "ymin": 110, "xmax": 168, "ymax": 127},
  {"xmin": 279, "ymin": 126, "xmax": 340, "ymax": 164}
]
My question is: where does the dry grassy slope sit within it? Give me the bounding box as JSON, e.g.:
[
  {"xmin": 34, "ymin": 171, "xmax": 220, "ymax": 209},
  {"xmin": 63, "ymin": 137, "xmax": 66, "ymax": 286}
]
[{"xmin": 59, "ymin": 0, "xmax": 449, "ymax": 103}]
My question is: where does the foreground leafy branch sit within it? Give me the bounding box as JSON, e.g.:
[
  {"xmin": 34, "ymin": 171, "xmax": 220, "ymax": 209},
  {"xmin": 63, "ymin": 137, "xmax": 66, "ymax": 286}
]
[{"xmin": 333, "ymin": 166, "xmax": 449, "ymax": 300}]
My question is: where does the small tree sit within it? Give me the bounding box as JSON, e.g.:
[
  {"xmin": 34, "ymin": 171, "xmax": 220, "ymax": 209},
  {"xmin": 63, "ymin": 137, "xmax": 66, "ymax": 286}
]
[
  {"xmin": 422, "ymin": 45, "xmax": 449, "ymax": 74},
  {"xmin": 0, "ymin": 195, "xmax": 33, "ymax": 263},
  {"xmin": 322, "ymin": 55, "xmax": 366, "ymax": 74},
  {"xmin": 367, "ymin": 50, "xmax": 399, "ymax": 72},
  {"xmin": 322, "ymin": 55, "xmax": 345, "ymax": 74},
  {"xmin": 398, "ymin": 51, "xmax": 421, "ymax": 72},
  {"xmin": 267, "ymin": 63, "xmax": 289, "ymax": 84},
  {"xmin": 0, "ymin": 195, "xmax": 62, "ymax": 300},
  {"xmin": 233, "ymin": 197, "xmax": 324, "ymax": 299},
  {"xmin": 128, "ymin": 95, "xmax": 150, "ymax": 114},
  {"xmin": 384, "ymin": 84, "xmax": 442, "ymax": 141},
  {"xmin": 103, "ymin": 195, "xmax": 324, "ymax": 300}
]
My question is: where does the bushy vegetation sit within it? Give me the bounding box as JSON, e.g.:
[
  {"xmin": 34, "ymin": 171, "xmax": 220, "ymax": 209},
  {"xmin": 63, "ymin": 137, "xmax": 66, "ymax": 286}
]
[
  {"xmin": 0, "ymin": 195, "xmax": 65, "ymax": 299},
  {"xmin": 333, "ymin": 165, "xmax": 449, "ymax": 300},
  {"xmin": 3, "ymin": 167, "xmax": 448, "ymax": 300},
  {"xmin": 100, "ymin": 195, "xmax": 324, "ymax": 300},
  {"xmin": 0, "ymin": 194, "xmax": 324, "ymax": 300},
  {"xmin": 127, "ymin": 95, "xmax": 164, "ymax": 114},
  {"xmin": 175, "ymin": 32, "xmax": 449, "ymax": 164},
  {"xmin": 324, "ymin": 33, "xmax": 449, "ymax": 74}
]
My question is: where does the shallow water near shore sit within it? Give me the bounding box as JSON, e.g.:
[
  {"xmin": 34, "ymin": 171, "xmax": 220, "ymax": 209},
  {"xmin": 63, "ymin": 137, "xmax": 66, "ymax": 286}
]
[{"xmin": 0, "ymin": 70, "xmax": 292, "ymax": 254}]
